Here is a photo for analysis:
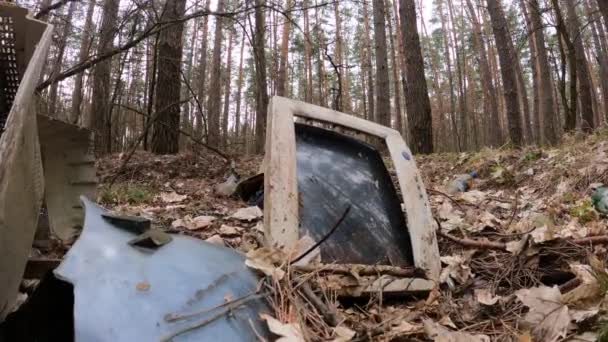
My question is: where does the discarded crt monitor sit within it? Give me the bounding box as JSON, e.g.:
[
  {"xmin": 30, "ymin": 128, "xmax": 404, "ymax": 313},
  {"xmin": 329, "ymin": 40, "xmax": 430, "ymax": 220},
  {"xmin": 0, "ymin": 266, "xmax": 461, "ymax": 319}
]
[
  {"xmin": 262, "ymin": 97, "xmax": 441, "ymax": 293},
  {"xmin": 1, "ymin": 197, "xmax": 270, "ymax": 341}
]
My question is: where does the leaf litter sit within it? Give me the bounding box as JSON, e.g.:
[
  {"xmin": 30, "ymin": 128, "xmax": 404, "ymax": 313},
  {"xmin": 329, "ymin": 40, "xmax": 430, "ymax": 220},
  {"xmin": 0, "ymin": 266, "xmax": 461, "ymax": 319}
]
[{"xmin": 82, "ymin": 133, "xmax": 608, "ymax": 340}]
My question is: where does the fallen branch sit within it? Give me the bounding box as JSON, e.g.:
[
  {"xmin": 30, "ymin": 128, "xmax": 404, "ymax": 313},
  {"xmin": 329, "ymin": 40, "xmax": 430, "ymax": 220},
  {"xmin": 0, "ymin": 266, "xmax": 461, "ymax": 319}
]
[
  {"xmin": 428, "ymin": 188, "xmax": 466, "ymax": 212},
  {"xmin": 572, "ymin": 235, "xmax": 608, "ymax": 245},
  {"xmin": 160, "ymin": 293, "xmax": 262, "ymax": 341},
  {"xmin": 290, "ymin": 205, "xmax": 351, "ymax": 265},
  {"xmin": 300, "ymin": 282, "xmax": 339, "ymax": 327},
  {"xmin": 293, "ymin": 263, "xmax": 420, "ymax": 278},
  {"xmin": 435, "ymin": 217, "xmax": 507, "ymax": 251},
  {"xmin": 438, "ymin": 230, "xmax": 507, "ymax": 251}
]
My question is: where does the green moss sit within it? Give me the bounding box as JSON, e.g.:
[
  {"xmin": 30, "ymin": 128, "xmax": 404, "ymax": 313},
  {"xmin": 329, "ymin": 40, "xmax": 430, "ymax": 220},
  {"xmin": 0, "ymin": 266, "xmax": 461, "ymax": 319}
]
[
  {"xmin": 99, "ymin": 183, "xmax": 156, "ymax": 205},
  {"xmin": 569, "ymin": 199, "xmax": 598, "ymax": 224}
]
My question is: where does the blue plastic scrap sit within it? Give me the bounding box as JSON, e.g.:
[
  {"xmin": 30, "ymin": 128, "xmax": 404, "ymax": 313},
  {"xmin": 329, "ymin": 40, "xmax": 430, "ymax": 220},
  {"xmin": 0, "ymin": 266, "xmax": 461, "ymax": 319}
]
[{"xmin": 54, "ymin": 197, "xmax": 270, "ymax": 341}]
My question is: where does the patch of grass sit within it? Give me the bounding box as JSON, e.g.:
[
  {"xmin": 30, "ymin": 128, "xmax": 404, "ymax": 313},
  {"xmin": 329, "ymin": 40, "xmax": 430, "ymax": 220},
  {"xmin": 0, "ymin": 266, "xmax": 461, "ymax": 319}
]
[
  {"xmin": 99, "ymin": 183, "xmax": 156, "ymax": 205},
  {"xmin": 522, "ymin": 149, "xmax": 543, "ymax": 163},
  {"xmin": 561, "ymin": 192, "xmax": 577, "ymax": 204},
  {"xmin": 569, "ymin": 199, "xmax": 598, "ymax": 224}
]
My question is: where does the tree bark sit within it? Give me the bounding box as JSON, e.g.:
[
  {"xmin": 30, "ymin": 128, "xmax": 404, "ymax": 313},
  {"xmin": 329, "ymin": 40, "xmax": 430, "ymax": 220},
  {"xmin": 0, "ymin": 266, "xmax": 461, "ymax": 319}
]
[
  {"xmin": 221, "ymin": 28, "xmax": 234, "ymax": 149},
  {"xmin": 206, "ymin": 0, "xmax": 225, "ymax": 148},
  {"xmin": 195, "ymin": 0, "xmax": 211, "ymax": 139},
  {"xmin": 303, "ymin": 0, "xmax": 313, "ymax": 103},
  {"xmin": 597, "ymin": 0, "xmax": 608, "ymax": 28},
  {"xmin": 566, "ymin": 0, "xmax": 595, "ymax": 132},
  {"xmin": 587, "ymin": 0, "xmax": 608, "ymax": 124},
  {"xmin": 234, "ymin": 31, "xmax": 245, "ymax": 140},
  {"xmin": 465, "ymin": 0, "xmax": 501, "ymax": 147},
  {"xmin": 151, "ymin": 0, "xmax": 187, "ymax": 154},
  {"xmin": 518, "ymin": 0, "xmax": 540, "ymax": 143},
  {"xmin": 373, "ymin": 0, "xmax": 391, "ymax": 127},
  {"xmin": 47, "ymin": 0, "xmax": 76, "ymax": 119},
  {"xmin": 276, "ymin": 0, "xmax": 292, "ymax": 96},
  {"xmin": 91, "ymin": 0, "xmax": 120, "ymax": 155},
  {"xmin": 385, "ymin": 0, "xmax": 403, "ymax": 133},
  {"xmin": 485, "ymin": 0, "xmax": 523, "ymax": 146},
  {"xmin": 528, "ymin": 0, "xmax": 559, "ymax": 145},
  {"xmin": 438, "ymin": 0, "xmax": 460, "ymax": 150},
  {"xmin": 70, "ymin": 0, "xmax": 95, "ymax": 124},
  {"xmin": 254, "ymin": 0, "xmax": 269, "ymax": 153},
  {"xmin": 400, "ymin": 0, "xmax": 433, "ymax": 153},
  {"xmin": 362, "ymin": 1, "xmax": 375, "ymax": 121}
]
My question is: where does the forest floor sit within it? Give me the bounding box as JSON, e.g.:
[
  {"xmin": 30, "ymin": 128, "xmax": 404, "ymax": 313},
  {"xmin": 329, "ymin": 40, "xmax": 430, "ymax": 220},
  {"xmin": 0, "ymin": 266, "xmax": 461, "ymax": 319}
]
[{"xmin": 92, "ymin": 129, "xmax": 608, "ymax": 341}]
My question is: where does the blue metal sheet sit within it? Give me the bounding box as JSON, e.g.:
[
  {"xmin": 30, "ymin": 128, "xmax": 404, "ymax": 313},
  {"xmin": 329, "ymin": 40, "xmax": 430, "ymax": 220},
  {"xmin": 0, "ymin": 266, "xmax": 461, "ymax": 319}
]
[{"xmin": 54, "ymin": 197, "xmax": 270, "ymax": 342}]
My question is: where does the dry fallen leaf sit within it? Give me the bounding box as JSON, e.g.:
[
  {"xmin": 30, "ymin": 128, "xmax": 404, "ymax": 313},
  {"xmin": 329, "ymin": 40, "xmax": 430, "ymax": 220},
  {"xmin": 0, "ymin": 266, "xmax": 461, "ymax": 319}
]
[
  {"xmin": 159, "ymin": 191, "xmax": 188, "ymax": 203},
  {"xmin": 515, "ymin": 286, "xmax": 570, "ymax": 342},
  {"xmin": 474, "ymin": 288, "xmax": 501, "ymax": 306},
  {"xmin": 245, "ymin": 247, "xmax": 286, "ymax": 280},
  {"xmin": 219, "ymin": 224, "xmax": 241, "ymax": 236},
  {"xmin": 230, "ymin": 206, "xmax": 263, "ymax": 221},
  {"xmin": 423, "ymin": 319, "xmax": 490, "ymax": 342},
  {"xmin": 172, "ymin": 215, "xmax": 216, "ymax": 230},
  {"xmin": 440, "ymin": 253, "xmax": 474, "ymax": 286},
  {"xmin": 331, "ymin": 326, "xmax": 356, "ymax": 342},
  {"xmin": 261, "ymin": 314, "xmax": 304, "ymax": 342},
  {"xmin": 204, "ymin": 234, "xmax": 225, "ymax": 246}
]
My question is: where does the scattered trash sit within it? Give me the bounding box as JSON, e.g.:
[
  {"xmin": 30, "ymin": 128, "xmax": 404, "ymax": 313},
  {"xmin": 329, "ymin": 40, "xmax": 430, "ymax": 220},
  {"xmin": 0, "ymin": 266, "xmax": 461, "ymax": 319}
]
[
  {"xmin": 447, "ymin": 171, "xmax": 478, "ymax": 193},
  {"xmin": 230, "ymin": 206, "xmax": 263, "ymax": 221},
  {"xmin": 591, "ymin": 184, "xmax": 608, "ymax": 215}
]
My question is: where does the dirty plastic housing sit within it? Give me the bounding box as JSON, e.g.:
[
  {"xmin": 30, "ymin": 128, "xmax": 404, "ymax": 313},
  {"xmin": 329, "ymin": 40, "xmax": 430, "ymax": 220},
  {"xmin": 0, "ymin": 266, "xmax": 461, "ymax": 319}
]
[{"xmin": 54, "ymin": 197, "xmax": 270, "ymax": 341}]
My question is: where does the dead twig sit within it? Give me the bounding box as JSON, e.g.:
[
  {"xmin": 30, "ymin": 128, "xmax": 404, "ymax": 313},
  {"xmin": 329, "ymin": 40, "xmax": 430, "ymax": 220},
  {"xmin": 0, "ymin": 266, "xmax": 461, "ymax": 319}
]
[
  {"xmin": 428, "ymin": 188, "xmax": 466, "ymax": 212},
  {"xmin": 290, "ymin": 205, "xmax": 351, "ymax": 265},
  {"xmin": 160, "ymin": 293, "xmax": 263, "ymax": 341},
  {"xmin": 438, "ymin": 230, "xmax": 507, "ymax": 251},
  {"xmin": 293, "ymin": 263, "xmax": 420, "ymax": 278},
  {"xmin": 572, "ymin": 235, "xmax": 608, "ymax": 245},
  {"xmin": 435, "ymin": 217, "xmax": 507, "ymax": 251},
  {"xmin": 300, "ymin": 282, "xmax": 339, "ymax": 327}
]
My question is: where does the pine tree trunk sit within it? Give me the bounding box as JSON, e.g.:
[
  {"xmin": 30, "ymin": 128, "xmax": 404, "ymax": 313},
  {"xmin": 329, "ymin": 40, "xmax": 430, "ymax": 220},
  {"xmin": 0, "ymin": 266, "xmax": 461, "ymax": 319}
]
[
  {"xmin": 446, "ymin": 0, "xmax": 468, "ymax": 149},
  {"xmin": 485, "ymin": 0, "xmax": 523, "ymax": 146},
  {"xmin": 91, "ymin": 0, "xmax": 120, "ymax": 155},
  {"xmin": 70, "ymin": 0, "xmax": 95, "ymax": 124},
  {"xmin": 314, "ymin": 0, "xmax": 327, "ymax": 107},
  {"xmin": 528, "ymin": 0, "xmax": 559, "ymax": 144},
  {"xmin": 276, "ymin": 0, "xmax": 292, "ymax": 96},
  {"xmin": 519, "ymin": 0, "xmax": 540, "ymax": 143},
  {"xmin": 465, "ymin": 0, "xmax": 501, "ymax": 147},
  {"xmin": 551, "ymin": 0, "xmax": 577, "ymax": 132},
  {"xmin": 584, "ymin": 0, "xmax": 608, "ymax": 125},
  {"xmin": 362, "ymin": 1, "xmax": 375, "ymax": 121},
  {"xmin": 385, "ymin": 0, "xmax": 403, "ymax": 133},
  {"xmin": 597, "ymin": 0, "xmax": 608, "ymax": 27},
  {"xmin": 47, "ymin": 0, "xmax": 76, "ymax": 120},
  {"xmin": 151, "ymin": 0, "xmax": 187, "ymax": 154},
  {"xmin": 400, "ymin": 0, "xmax": 433, "ymax": 153},
  {"xmin": 438, "ymin": 0, "xmax": 459, "ymax": 150},
  {"xmin": 303, "ymin": 0, "xmax": 313, "ymax": 103},
  {"xmin": 254, "ymin": 0, "xmax": 269, "ymax": 153},
  {"xmin": 372, "ymin": 0, "xmax": 390, "ymax": 127},
  {"xmin": 333, "ymin": 2, "xmax": 345, "ymax": 111},
  {"xmin": 234, "ymin": 32, "xmax": 245, "ymax": 140},
  {"xmin": 566, "ymin": 0, "xmax": 595, "ymax": 132},
  {"xmin": 195, "ymin": 0, "xmax": 211, "ymax": 138},
  {"xmin": 222, "ymin": 29, "xmax": 234, "ymax": 148},
  {"xmin": 206, "ymin": 0, "xmax": 225, "ymax": 148}
]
